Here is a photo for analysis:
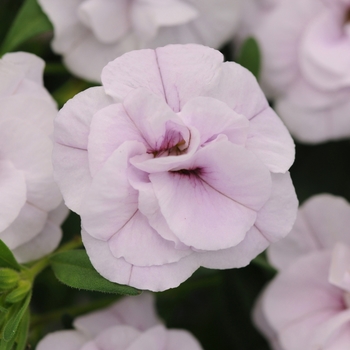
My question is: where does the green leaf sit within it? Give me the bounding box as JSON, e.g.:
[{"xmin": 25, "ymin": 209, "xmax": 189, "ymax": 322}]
[
  {"xmin": 2, "ymin": 292, "xmax": 31, "ymax": 343},
  {"xmin": 237, "ymin": 37, "xmax": 261, "ymax": 80},
  {"xmin": 50, "ymin": 250, "xmax": 141, "ymax": 296},
  {"xmin": 15, "ymin": 308, "xmax": 29, "ymax": 350},
  {"xmin": 0, "ymin": 0, "xmax": 52, "ymax": 55},
  {"xmin": 0, "ymin": 241, "xmax": 21, "ymax": 271}
]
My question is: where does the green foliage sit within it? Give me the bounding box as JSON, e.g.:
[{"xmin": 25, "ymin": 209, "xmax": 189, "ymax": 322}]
[
  {"xmin": 0, "ymin": 0, "xmax": 52, "ymax": 55},
  {"xmin": 50, "ymin": 250, "xmax": 141, "ymax": 296},
  {"xmin": 237, "ymin": 37, "xmax": 261, "ymax": 80},
  {"xmin": 1, "ymin": 293, "xmax": 31, "ymax": 347},
  {"xmin": 0, "ymin": 241, "xmax": 21, "ymax": 271}
]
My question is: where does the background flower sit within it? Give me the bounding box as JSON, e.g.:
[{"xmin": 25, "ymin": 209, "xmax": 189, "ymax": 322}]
[
  {"xmin": 0, "ymin": 52, "xmax": 68, "ymax": 263},
  {"xmin": 239, "ymin": 0, "xmax": 350, "ymax": 143},
  {"xmin": 38, "ymin": 0, "xmax": 242, "ymax": 82},
  {"xmin": 53, "ymin": 44, "xmax": 297, "ymax": 291},
  {"xmin": 254, "ymin": 194, "xmax": 350, "ymax": 349},
  {"xmin": 37, "ymin": 293, "xmax": 203, "ymax": 350}
]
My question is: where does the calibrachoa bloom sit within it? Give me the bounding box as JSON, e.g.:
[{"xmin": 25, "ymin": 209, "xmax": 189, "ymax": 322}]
[
  {"xmin": 53, "ymin": 44, "xmax": 298, "ymax": 291},
  {"xmin": 254, "ymin": 194, "xmax": 350, "ymax": 349},
  {"xmin": 240, "ymin": 0, "xmax": 350, "ymax": 143},
  {"xmin": 37, "ymin": 293, "xmax": 203, "ymax": 350},
  {"xmin": 38, "ymin": 0, "xmax": 242, "ymax": 82},
  {"xmin": 0, "ymin": 52, "xmax": 68, "ymax": 263}
]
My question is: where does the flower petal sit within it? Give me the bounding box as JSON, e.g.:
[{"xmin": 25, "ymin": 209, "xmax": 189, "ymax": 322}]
[
  {"xmin": 180, "ymin": 96, "xmax": 249, "ymax": 146},
  {"xmin": 82, "ymin": 229, "xmax": 200, "ymax": 291},
  {"xmin": 268, "ymin": 194, "xmax": 350, "ymax": 270},
  {"xmin": 108, "ymin": 211, "xmax": 191, "ymax": 266},
  {"xmin": 123, "ymin": 88, "xmax": 189, "ymax": 151},
  {"xmin": 36, "ymin": 330, "xmax": 87, "ymax": 350},
  {"xmin": 80, "ymin": 141, "xmax": 146, "ymax": 241},
  {"xmin": 151, "ymin": 140, "xmax": 271, "ymax": 250},
  {"xmin": 78, "ymin": 0, "xmax": 130, "ymax": 44},
  {"xmin": 74, "ymin": 294, "xmax": 160, "ymax": 337},
  {"xmin": 54, "ymin": 87, "xmax": 112, "ymax": 212},
  {"xmin": 245, "ymin": 107, "xmax": 295, "ymax": 173},
  {"xmin": 92, "ymin": 326, "xmax": 140, "ymax": 349},
  {"xmin": 0, "ymin": 202, "xmax": 47, "ymax": 250},
  {"xmin": 87, "ymin": 103, "xmax": 146, "ymax": 177},
  {"xmin": 199, "ymin": 226, "xmax": 269, "ymax": 269},
  {"xmin": 255, "ymin": 172, "xmax": 298, "ymax": 243},
  {"xmin": 166, "ymin": 329, "xmax": 203, "ymax": 350},
  {"xmin": 101, "ymin": 44, "xmax": 223, "ymax": 112},
  {"xmin": 0, "ymin": 160, "xmax": 26, "ymax": 232},
  {"xmin": 12, "ymin": 202, "xmax": 68, "ymax": 263}
]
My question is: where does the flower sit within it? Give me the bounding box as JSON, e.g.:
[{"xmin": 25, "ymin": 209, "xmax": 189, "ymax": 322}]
[
  {"xmin": 239, "ymin": 0, "xmax": 350, "ymax": 143},
  {"xmin": 53, "ymin": 44, "xmax": 297, "ymax": 291},
  {"xmin": 254, "ymin": 194, "xmax": 350, "ymax": 349},
  {"xmin": 36, "ymin": 293, "xmax": 203, "ymax": 350},
  {"xmin": 0, "ymin": 52, "xmax": 68, "ymax": 263},
  {"xmin": 38, "ymin": 0, "xmax": 242, "ymax": 82}
]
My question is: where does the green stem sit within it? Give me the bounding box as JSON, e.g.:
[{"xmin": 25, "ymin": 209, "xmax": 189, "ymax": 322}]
[{"xmin": 55, "ymin": 236, "xmax": 83, "ymax": 254}]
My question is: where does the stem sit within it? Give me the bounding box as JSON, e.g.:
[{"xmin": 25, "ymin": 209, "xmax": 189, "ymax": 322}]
[{"xmin": 56, "ymin": 236, "xmax": 83, "ymax": 254}]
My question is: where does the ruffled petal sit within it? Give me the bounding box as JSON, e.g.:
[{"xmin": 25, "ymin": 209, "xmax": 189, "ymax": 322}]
[
  {"xmin": 0, "ymin": 160, "xmax": 26, "ymax": 232},
  {"xmin": 91, "ymin": 326, "xmax": 140, "ymax": 350},
  {"xmin": 36, "ymin": 330, "xmax": 87, "ymax": 350},
  {"xmin": 12, "ymin": 202, "xmax": 68, "ymax": 263},
  {"xmin": 0, "ymin": 202, "xmax": 47, "ymax": 250},
  {"xmin": 254, "ymin": 173, "xmax": 298, "ymax": 243},
  {"xmin": 78, "ymin": 0, "xmax": 130, "ymax": 44},
  {"xmin": 151, "ymin": 140, "xmax": 271, "ymax": 250},
  {"xmin": 199, "ymin": 226, "xmax": 269, "ymax": 269},
  {"xmin": 245, "ymin": 107, "xmax": 295, "ymax": 173},
  {"xmin": 74, "ymin": 294, "xmax": 160, "ymax": 337},
  {"xmin": 82, "ymin": 229, "xmax": 200, "ymax": 291},
  {"xmin": 101, "ymin": 44, "xmax": 223, "ymax": 112},
  {"xmin": 268, "ymin": 194, "xmax": 350, "ymax": 270},
  {"xmin": 54, "ymin": 87, "xmax": 112, "ymax": 211},
  {"xmin": 80, "ymin": 141, "xmax": 146, "ymax": 241},
  {"xmin": 87, "ymin": 103, "xmax": 146, "ymax": 177},
  {"xmin": 180, "ymin": 96, "xmax": 249, "ymax": 146},
  {"xmin": 131, "ymin": 0, "xmax": 198, "ymax": 42},
  {"xmin": 123, "ymin": 88, "xmax": 189, "ymax": 152},
  {"xmin": 166, "ymin": 329, "xmax": 203, "ymax": 350},
  {"xmin": 108, "ymin": 211, "xmax": 191, "ymax": 266}
]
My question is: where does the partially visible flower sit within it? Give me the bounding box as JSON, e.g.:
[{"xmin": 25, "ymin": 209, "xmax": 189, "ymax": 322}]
[
  {"xmin": 239, "ymin": 0, "xmax": 350, "ymax": 143},
  {"xmin": 38, "ymin": 0, "xmax": 242, "ymax": 82},
  {"xmin": 0, "ymin": 52, "xmax": 68, "ymax": 263},
  {"xmin": 37, "ymin": 293, "xmax": 203, "ymax": 350},
  {"xmin": 53, "ymin": 44, "xmax": 297, "ymax": 291},
  {"xmin": 254, "ymin": 194, "xmax": 350, "ymax": 349}
]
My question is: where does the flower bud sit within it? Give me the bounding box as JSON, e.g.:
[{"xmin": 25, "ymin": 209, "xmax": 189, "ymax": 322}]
[
  {"xmin": 0, "ymin": 268, "xmax": 20, "ymax": 291},
  {"xmin": 5, "ymin": 280, "xmax": 31, "ymax": 304}
]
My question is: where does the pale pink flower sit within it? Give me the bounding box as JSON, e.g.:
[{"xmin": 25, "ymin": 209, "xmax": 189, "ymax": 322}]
[
  {"xmin": 38, "ymin": 0, "xmax": 242, "ymax": 82},
  {"xmin": 0, "ymin": 52, "xmax": 68, "ymax": 263},
  {"xmin": 254, "ymin": 194, "xmax": 350, "ymax": 349},
  {"xmin": 240, "ymin": 0, "xmax": 350, "ymax": 143},
  {"xmin": 37, "ymin": 293, "xmax": 203, "ymax": 350},
  {"xmin": 53, "ymin": 44, "xmax": 297, "ymax": 291}
]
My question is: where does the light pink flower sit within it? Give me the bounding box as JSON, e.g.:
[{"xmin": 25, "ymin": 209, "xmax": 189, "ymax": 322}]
[
  {"xmin": 38, "ymin": 0, "xmax": 242, "ymax": 82},
  {"xmin": 268, "ymin": 194, "xmax": 350, "ymax": 271},
  {"xmin": 240, "ymin": 0, "xmax": 350, "ymax": 143},
  {"xmin": 37, "ymin": 293, "xmax": 203, "ymax": 350},
  {"xmin": 0, "ymin": 52, "xmax": 68, "ymax": 263},
  {"xmin": 53, "ymin": 44, "xmax": 297, "ymax": 291},
  {"xmin": 254, "ymin": 194, "xmax": 350, "ymax": 349}
]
